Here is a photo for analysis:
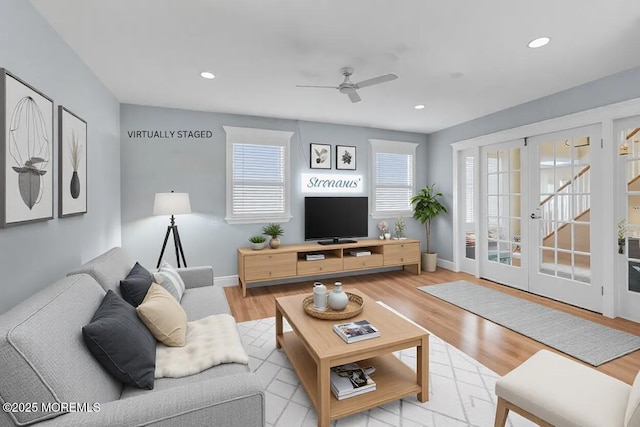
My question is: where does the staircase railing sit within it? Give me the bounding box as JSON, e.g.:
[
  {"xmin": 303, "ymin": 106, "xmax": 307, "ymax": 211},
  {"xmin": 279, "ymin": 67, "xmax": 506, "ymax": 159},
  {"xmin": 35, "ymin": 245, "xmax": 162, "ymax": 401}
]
[{"xmin": 540, "ymin": 165, "xmax": 590, "ymax": 238}]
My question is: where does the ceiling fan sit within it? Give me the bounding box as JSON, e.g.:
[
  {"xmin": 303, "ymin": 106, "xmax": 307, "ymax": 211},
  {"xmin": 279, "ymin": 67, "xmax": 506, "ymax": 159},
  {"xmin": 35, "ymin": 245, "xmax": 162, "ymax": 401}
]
[{"xmin": 296, "ymin": 67, "xmax": 398, "ymax": 103}]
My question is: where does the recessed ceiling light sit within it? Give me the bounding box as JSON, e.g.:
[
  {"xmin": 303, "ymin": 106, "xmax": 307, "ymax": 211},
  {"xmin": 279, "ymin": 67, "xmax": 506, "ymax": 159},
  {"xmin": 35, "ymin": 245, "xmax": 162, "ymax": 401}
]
[
  {"xmin": 414, "ymin": 104, "xmax": 425, "ymax": 110},
  {"xmin": 200, "ymin": 71, "xmax": 215, "ymax": 79},
  {"xmin": 528, "ymin": 37, "xmax": 550, "ymax": 48}
]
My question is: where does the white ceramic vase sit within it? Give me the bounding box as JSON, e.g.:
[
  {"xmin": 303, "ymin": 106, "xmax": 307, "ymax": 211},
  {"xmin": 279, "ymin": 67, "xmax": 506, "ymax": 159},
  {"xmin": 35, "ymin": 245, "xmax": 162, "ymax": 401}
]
[
  {"xmin": 328, "ymin": 282, "xmax": 349, "ymax": 311},
  {"xmin": 313, "ymin": 282, "xmax": 328, "ymax": 312}
]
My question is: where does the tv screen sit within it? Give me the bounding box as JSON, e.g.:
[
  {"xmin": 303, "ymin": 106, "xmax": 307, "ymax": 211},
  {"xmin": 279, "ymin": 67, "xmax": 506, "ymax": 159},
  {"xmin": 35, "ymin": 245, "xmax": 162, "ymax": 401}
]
[{"xmin": 305, "ymin": 197, "xmax": 368, "ymax": 244}]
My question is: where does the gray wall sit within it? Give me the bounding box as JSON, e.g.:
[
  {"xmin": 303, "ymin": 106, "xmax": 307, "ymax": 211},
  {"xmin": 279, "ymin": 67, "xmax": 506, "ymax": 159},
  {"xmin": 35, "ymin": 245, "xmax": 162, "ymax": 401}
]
[
  {"xmin": 0, "ymin": 0, "xmax": 121, "ymax": 314},
  {"xmin": 120, "ymin": 104, "xmax": 428, "ymax": 278},
  {"xmin": 427, "ymin": 66, "xmax": 640, "ymax": 262}
]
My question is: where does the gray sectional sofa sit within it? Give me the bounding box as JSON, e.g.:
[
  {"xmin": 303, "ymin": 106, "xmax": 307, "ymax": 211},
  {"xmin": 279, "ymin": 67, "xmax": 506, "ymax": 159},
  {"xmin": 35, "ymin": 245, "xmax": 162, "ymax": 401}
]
[{"xmin": 0, "ymin": 247, "xmax": 265, "ymax": 427}]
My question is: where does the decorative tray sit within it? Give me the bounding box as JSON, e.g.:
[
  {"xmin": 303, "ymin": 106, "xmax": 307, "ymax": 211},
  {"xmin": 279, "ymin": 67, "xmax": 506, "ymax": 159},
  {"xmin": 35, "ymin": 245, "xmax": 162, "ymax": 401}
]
[{"xmin": 302, "ymin": 292, "xmax": 364, "ymax": 320}]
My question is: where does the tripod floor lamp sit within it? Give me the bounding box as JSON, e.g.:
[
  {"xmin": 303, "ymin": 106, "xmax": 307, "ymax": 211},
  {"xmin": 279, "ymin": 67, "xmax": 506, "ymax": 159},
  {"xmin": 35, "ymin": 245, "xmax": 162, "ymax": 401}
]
[{"xmin": 154, "ymin": 191, "xmax": 191, "ymax": 268}]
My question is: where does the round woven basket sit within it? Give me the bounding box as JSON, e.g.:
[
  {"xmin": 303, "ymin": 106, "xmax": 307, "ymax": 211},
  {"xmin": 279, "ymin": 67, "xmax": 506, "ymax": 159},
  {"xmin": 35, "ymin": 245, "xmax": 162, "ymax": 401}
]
[{"xmin": 302, "ymin": 292, "xmax": 364, "ymax": 320}]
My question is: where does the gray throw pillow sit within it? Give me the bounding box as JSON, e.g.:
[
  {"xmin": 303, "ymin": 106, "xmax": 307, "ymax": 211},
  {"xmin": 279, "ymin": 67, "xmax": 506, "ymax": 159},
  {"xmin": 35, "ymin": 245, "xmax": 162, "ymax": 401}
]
[{"xmin": 82, "ymin": 290, "xmax": 156, "ymax": 389}]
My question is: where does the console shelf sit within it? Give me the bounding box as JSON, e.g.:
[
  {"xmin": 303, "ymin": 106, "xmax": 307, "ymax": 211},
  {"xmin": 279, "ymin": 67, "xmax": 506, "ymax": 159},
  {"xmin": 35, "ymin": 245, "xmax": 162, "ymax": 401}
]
[{"xmin": 237, "ymin": 239, "xmax": 421, "ymax": 297}]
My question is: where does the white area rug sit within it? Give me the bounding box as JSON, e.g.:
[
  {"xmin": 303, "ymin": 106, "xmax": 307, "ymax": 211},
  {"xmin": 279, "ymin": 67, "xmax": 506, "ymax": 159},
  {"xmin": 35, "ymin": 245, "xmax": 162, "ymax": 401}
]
[{"xmin": 238, "ymin": 307, "xmax": 536, "ymax": 427}]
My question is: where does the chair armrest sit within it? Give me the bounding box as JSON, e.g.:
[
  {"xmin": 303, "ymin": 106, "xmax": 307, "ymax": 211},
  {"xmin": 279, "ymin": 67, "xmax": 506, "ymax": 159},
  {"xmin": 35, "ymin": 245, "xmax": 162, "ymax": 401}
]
[
  {"xmin": 38, "ymin": 373, "xmax": 264, "ymax": 427},
  {"xmin": 177, "ymin": 266, "xmax": 214, "ymax": 289}
]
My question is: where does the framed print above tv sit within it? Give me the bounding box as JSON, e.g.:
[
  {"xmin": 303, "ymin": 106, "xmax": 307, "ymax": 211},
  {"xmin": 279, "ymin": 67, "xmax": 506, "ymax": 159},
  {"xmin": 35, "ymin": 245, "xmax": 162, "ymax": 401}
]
[
  {"xmin": 336, "ymin": 145, "xmax": 356, "ymax": 170},
  {"xmin": 310, "ymin": 143, "xmax": 331, "ymax": 169},
  {"xmin": 59, "ymin": 106, "xmax": 87, "ymax": 217},
  {"xmin": 0, "ymin": 69, "xmax": 54, "ymax": 228}
]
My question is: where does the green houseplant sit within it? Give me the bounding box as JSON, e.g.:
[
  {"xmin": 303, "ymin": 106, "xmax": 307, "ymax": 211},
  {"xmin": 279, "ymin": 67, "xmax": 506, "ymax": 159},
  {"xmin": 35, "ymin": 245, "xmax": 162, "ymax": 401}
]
[
  {"xmin": 248, "ymin": 235, "xmax": 266, "ymax": 250},
  {"xmin": 262, "ymin": 223, "xmax": 284, "ymax": 249},
  {"xmin": 410, "ymin": 183, "xmax": 448, "ymax": 272}
]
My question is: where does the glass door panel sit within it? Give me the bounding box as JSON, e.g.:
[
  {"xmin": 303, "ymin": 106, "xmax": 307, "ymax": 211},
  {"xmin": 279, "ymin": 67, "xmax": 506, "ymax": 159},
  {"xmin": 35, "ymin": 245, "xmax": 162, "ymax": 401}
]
[
  {"xmin": 528, "ymin": 125, "xmax": 602, "ymax": 312},
  {"xmin": 480, "ymin": 139, "xmax": 527, "ymax": 290}
]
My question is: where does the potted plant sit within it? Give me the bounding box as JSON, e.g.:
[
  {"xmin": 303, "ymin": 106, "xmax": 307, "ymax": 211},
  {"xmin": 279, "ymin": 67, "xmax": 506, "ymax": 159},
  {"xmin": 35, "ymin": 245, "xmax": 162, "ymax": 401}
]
[
  {"xmin": 262, "ymin": 223, "xmax": 284, "ymax": 249},
  {"xmin": 410, "ymin": 183, "xmax": 448, "ymax": 272},
  {"xmin": 619, "ymin": 219, "xmax": 627, "ymax": 254},
  {"xmin": 395, "ymin": 215, "xmax": 406, "ymax": 239},
  {"xmin": 248, "ymin": 235, "xmax": 266, "ymax": 250}
]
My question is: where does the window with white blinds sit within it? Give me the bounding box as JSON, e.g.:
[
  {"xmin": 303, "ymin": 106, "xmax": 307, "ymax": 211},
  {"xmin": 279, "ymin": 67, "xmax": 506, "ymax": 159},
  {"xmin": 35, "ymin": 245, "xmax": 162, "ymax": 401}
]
[
  {"xmin": 369, "ymin": 139, "xmax": 418, "ymax": 218},
  {"xmin": 224, "ymin": 126, "xmax": 293, "ymax": 224}
]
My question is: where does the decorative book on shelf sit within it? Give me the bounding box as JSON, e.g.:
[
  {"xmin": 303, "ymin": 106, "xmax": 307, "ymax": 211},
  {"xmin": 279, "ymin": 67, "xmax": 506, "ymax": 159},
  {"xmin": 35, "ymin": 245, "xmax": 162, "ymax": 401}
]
[
  {"xmin": 305, "ymin": 253, "xmax": 325, "ymax": 261},
  {"xmin": 348, "ymin": 250, "xmax": 371, "ymax": 257},
  {"xmin": 330, "ymin": 363, "xmax": 376, "ymax": 400},
  {"xmin": 333, "ymin": 319, "xmax": 380, "ymax": 344}
]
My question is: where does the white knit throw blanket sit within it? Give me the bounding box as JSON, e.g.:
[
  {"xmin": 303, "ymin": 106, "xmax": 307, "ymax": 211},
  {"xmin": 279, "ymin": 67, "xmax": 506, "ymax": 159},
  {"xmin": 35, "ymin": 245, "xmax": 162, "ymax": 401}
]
[{"xmin": 155, "ymin": 313, "xmax": 249, "ymax": 378}]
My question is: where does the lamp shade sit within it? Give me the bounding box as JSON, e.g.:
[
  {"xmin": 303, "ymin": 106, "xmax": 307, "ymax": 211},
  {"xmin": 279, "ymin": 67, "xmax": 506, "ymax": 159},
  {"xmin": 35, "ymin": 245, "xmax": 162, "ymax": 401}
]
[{"xmin": 153, "ymin": 192, "xmax": 191, "ymax": 215}]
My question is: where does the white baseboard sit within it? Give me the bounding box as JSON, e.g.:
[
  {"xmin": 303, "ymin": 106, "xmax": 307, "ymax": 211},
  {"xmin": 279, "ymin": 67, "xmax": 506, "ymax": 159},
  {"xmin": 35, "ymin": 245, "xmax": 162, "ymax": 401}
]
[
  {"xmin": 214, "ymin": 275, "xmax": 239, "ymax": 287},
  {"xmin": 437, "ymin": 258, "xmax": 454, "ymax": 271}
]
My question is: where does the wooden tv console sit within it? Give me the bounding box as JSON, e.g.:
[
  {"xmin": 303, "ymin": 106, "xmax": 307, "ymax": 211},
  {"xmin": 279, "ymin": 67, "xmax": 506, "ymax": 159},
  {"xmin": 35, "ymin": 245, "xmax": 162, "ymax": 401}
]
[{"xmin": 237, "ymin": 239, "xmax": 421, "ymax": 297}]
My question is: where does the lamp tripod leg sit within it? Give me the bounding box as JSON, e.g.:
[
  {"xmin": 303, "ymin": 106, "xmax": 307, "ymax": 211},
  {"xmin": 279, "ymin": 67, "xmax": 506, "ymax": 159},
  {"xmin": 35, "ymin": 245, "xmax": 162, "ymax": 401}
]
[
  {"xmin": 157, "ymin": 226, "xmax": 172, "ymax": 268},
  {"xmin": 173, "ymin": 225, "xmax": 188, "ymax": 267}
]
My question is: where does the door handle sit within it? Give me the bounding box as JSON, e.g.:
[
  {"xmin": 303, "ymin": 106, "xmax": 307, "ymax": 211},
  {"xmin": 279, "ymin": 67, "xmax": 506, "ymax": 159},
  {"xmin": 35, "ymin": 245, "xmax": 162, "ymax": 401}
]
[{"xmin": 530, "ymin": 213, "xmax": 541, "ymax": 219}]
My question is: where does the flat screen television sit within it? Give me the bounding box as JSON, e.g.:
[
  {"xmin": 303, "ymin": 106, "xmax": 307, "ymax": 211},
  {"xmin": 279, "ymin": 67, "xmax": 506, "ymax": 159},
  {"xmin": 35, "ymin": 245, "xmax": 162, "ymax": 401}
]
[{"xmin": 305, "ymin": 197, "xmax": 368, "ymax": 245}]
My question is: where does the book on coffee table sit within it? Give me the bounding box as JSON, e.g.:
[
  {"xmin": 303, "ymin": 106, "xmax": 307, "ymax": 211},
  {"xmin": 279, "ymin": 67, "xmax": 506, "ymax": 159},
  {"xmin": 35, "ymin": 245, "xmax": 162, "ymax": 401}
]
[
  {"xmin": 333, "ymin": 319, "xmax": 380, "ymax": 343},
  {"xmin": 330, "ymin": 363, "xmax": 376, "ymax": 400}
]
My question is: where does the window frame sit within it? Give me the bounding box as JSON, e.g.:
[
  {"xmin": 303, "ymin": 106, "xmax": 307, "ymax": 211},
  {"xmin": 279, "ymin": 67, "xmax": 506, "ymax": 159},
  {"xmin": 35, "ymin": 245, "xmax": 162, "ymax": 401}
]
[
  {"xmin": 369, "ymin": 139, "xmax": 418, "ymax": 219},
  {"xmin": 224, "ymin": 126, "xmax": 293, "ymax": 224}
]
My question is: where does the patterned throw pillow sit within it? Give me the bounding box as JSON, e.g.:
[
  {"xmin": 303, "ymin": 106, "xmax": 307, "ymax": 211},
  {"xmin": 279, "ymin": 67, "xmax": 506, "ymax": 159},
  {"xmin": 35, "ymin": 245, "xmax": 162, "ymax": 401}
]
[{"xmin": 153, "ymin": 261, "xmax": 186, "ymax": 302}]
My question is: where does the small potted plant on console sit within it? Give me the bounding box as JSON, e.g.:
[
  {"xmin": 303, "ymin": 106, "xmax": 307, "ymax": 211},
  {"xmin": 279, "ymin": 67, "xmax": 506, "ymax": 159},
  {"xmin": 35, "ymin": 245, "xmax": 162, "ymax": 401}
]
[
  {"xmin": 262, "ymin": 223, "xmax": 284, "ymax": 249},
  {"xmin": 249, "ymin": 235, "xmax": 266, "ymax": 250}
]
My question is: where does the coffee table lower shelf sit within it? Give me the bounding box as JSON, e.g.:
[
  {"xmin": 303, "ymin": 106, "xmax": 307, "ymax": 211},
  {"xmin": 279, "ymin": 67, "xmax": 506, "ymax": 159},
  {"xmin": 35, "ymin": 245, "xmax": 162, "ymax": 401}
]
[{"xmin": 277, "ymin": 331, "xmax": 422, "ymax": 421}]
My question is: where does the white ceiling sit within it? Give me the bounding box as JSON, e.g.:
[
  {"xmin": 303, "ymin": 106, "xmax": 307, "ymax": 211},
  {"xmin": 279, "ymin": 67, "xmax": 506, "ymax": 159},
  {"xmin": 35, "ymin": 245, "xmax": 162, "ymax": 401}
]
[{"xmin": 29, "ymin": 0, "xmax": 640, "ymax": 134}]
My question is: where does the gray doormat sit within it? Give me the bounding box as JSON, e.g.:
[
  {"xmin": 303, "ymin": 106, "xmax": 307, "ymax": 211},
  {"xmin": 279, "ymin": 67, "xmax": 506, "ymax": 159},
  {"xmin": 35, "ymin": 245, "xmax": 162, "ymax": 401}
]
[{"xmin": 418, "ymin": 280, "xmax": 640, "ymax": 366}]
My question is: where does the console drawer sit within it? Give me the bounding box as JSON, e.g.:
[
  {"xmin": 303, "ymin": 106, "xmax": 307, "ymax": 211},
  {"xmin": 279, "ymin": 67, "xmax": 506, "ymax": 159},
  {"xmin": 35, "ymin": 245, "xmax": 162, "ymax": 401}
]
[
  {"xmin": 297, "ymin": 258, "xmax": 343, "ymax": 275},
  {"xmin": 384, "ymin": 242, "xmax": 420, "ymax": 265},
  {"xmin": 244, "ymin": 252, "xmax": 297, "ymax": 281},
  {"xmin": 343, "ymin": 254, "xmax": 384, "ymax": 270}
]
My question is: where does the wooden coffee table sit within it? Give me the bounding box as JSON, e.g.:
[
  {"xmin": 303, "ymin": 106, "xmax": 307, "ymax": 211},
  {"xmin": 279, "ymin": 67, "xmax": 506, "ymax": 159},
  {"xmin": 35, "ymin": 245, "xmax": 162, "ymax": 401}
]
[{"xmin": 275, "ymin": 289, "xmax": 429, "ymax": 427}]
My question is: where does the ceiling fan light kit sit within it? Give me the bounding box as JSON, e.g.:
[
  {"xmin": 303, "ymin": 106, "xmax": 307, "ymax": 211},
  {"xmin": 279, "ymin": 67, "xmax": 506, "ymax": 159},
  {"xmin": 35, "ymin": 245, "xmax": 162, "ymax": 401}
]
[{"xmin": 297, "ymin": 66, "xmax": 398, "ymax": 103}]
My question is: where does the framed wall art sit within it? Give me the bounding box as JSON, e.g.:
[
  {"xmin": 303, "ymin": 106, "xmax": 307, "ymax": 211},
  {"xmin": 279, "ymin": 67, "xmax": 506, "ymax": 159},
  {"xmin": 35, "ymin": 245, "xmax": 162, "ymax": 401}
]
[
  {"xmin": 59, "ymin": 106, "xmax": 87, "ymax": 217},
  {"xmin": 336, "ymin": 145, "xmax": 356, "ymax": 170},
  {"xmin": 0, "ymin": 69, "xmax": 54, "ymax": 228},
  {"xmin": 310, "ymin": 143, "xmax": 331, "ymax": 169}
]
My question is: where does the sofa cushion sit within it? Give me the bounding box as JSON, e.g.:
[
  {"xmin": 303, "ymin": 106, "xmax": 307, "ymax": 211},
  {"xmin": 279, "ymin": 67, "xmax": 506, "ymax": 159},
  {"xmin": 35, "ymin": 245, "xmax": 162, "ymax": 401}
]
[
  {"xmin": 120, "ymin": 262, "xmax": 153, "ymax": 306},
  {"xmin": 83, "ymin": 290, "xmax": 156, "ymax": 390},
  {"xmin": 153, "ymin": 261, "xmax": 186, "ymax": 302},
  {"xmin": 137, "ymin": 283, "xmax": 188, "ymax": 347},
  {"xmin": 67, "ymin": 247, "xmax": 131, "ymax": 297},
  {"xmin": 0, "ymin": 274, "xmax": 121, "ymax": 426},
  {"xmin": 181, "ymin": 285, "xmax": 231, "ymax": 321}
]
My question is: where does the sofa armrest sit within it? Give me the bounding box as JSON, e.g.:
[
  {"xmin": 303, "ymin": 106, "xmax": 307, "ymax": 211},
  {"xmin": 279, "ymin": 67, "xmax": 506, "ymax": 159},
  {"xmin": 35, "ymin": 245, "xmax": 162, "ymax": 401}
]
[
  {"xmin": 177, "ymin": 266, "xmax": 214, "ymax": 289},
  {"xmin": 38, "ymin": 373, "xmax": 264, "ymax": 427}
]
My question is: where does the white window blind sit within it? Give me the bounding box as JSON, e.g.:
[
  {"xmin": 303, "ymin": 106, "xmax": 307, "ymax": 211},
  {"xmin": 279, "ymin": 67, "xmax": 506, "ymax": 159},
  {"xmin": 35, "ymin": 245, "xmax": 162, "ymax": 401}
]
[
  {"xmin": 370, "ymin": 139, "xmax": 418, "ymax": 218},
  {"xmin": 224, "ymin": 126, "xmax": 293, "ymax": 224},
  {"xmin": 232, "ymin": 143, "xmax": 285, "ymax": 216}
]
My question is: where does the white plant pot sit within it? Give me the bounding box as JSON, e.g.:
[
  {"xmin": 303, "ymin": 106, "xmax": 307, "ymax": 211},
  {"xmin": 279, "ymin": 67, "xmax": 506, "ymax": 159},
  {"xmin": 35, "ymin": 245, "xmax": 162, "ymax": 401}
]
[
  {"xmin": 251, "ymin": 242, "xmax": 266, "ymax": 250},
  {"xmin": 422, "ymin": 252, "xmax": 437, "ymax": 272}
]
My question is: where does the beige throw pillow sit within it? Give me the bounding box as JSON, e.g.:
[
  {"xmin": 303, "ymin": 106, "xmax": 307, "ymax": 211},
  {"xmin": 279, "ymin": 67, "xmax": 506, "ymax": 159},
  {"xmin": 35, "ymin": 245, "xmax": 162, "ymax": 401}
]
[{"xmin": 137, "ymin": 283, "xmax": 187, "ymax": 347}]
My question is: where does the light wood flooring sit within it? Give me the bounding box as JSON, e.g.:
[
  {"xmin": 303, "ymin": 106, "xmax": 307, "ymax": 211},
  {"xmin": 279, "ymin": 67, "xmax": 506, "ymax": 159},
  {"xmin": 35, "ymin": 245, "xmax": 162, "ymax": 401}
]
[{"xmin": 225, "ymin": 268, "xmax": 640, "ymax": 385}]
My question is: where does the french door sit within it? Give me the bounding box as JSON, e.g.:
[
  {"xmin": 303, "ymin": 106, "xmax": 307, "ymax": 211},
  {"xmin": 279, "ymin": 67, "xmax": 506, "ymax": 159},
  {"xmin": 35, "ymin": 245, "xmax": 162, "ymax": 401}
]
[
  {"xmin": 527, "ymin": 125, "xmax": 603, "ymax": 312},
  {"xmin": 616, "ymin": 116, "xmax": 640, "ymax": 322},
  {"xmin": 477, "ymin": 126, "xmax": 603, "ymax": 312},
  {"xmin": 480, "ymin": 140, "xmax": 527, "ymax": 290}
]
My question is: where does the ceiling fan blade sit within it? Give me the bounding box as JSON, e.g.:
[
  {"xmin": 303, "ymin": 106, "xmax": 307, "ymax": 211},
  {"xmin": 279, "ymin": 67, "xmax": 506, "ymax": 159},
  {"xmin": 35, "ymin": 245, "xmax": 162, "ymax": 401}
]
[
  {"xmin": 347, "ymin": 90, "xmax": 361, "ymax": 103},
  {"xmin": 354, "ymin": 73, "xmax": 398, "ymax": 89},
  {"xmin": 296, "ymin": 85, "xmax": 338, "ymax": 89}
]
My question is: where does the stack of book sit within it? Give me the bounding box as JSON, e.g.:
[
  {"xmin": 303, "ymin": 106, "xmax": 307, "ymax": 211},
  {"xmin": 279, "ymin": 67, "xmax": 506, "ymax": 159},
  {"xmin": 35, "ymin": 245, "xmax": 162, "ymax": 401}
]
[
  {"xmin": 305, "ymin": 253, "xmax": 325, "ymax": 261},
  {"xmin": 349, "ymin": 250, "xmax": 371, "ymax": 257},
  {"xmin": 333, "ymin": 320, "xmax": 380, "ymax": 344},
  {"xmin": 330, "ymin": 363, "xmax": 376, "ymax": 400}
]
